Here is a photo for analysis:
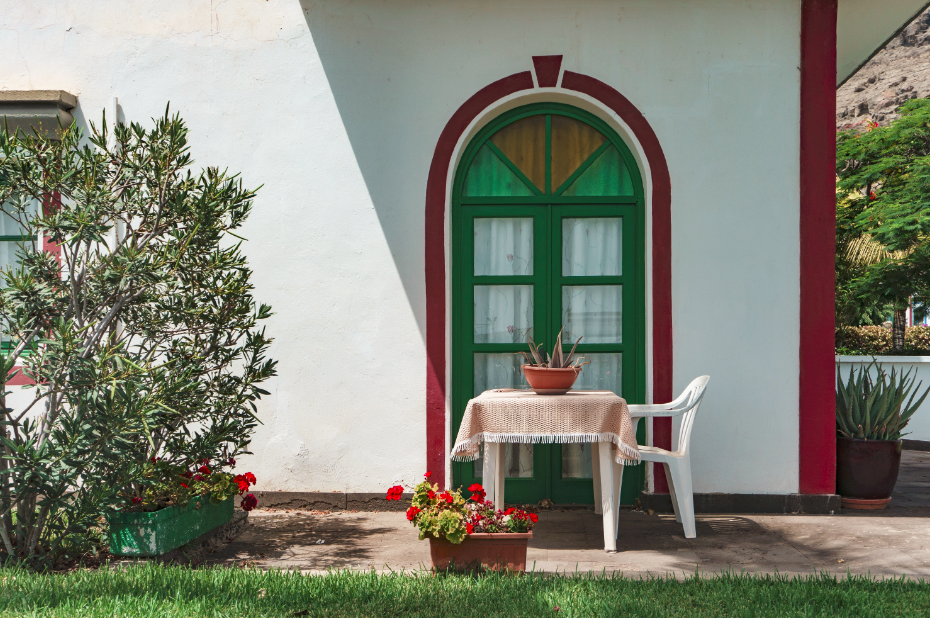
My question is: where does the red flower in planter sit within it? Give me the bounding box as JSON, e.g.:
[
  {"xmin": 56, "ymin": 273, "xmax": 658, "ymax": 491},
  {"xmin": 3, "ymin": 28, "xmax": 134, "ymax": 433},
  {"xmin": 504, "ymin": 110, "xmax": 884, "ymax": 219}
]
[
  {"xmin": 529, "ymin": 513, "xmax": 538, "ymax": 523},
  {"xmin": 234, "ymin": 475, "xmax": 250, "ymax": 493},
  {"xmin": 131, "ymin": 497, "xmax": 141, "ymax": 504},
  {"xmin": 241, "ymin": 494, "xmax": 257, "ymax": 512},
  {"xmin": 466, "ymin": 523, "xmax": 474, "ymax": 534},
  {"xmin": 244, "ymin": 472, "xmax": 257, "ymax": 485},
  {"xmin": 468, "ymin": 483, "xmax": 486, "ymax": 502},
  {"xmin": 424, "ymin": 471, "xmax": 432, "ymax": 479},
  {"xmin": 504, "ymin": 507, "xmax": 516, "ymax": 516},
  {"xmin": 427, "ymin": 490, "xmax": 436, "ymax": 500},
  {"xmin": 198, "ymin": 465, "xmax": 211, "ymax": 475},
  {"xmin": 406, "ymin": 506, "xmax": 421, "ymax": 521},
  {"xmin": 439, "ymin": 491, "xmax": 454, "ymax": 504},
  {"xmin": 180, "ymin": 483, "xmax": 189, "ymax": 489},
  {"xmin": 386, "ymin": 485, "xmax": 404, "ymax": 501}
]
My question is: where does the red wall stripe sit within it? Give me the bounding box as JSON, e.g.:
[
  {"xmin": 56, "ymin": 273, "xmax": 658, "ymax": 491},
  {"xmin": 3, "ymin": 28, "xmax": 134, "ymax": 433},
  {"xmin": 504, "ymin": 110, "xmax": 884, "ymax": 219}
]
[
  {"xmin": 425, "ymin": 72, "xmax": 536, "ymax": 487},
  {"xmin": 425, "ymin": 68, "xmax": 674, "ymax": 494},
  {"xmin": 799, "ymin": 0, "xmax": 837, "ymax": 495}
]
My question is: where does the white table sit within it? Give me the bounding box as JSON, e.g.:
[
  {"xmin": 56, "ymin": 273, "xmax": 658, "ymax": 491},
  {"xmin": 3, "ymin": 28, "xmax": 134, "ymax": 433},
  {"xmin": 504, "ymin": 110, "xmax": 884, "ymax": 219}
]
[
  {"xmin": 452, "ymin": 389, "xmax": 640, "ymax": 553},
  {"xmin": 481, "ymin": 439, "xmax": 627, "ymax": 552}
]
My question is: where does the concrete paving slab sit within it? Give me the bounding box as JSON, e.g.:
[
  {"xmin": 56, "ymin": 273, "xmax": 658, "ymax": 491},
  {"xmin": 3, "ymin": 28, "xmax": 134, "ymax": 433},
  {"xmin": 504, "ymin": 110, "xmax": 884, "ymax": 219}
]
[{"xmin": 202, "ymin": 451, "xmax": 930, "ymax": 578}]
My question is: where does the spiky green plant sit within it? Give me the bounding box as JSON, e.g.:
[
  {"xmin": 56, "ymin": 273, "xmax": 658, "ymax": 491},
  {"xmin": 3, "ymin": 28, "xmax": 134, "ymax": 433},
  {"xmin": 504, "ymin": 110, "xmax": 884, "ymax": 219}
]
[
  {"xmin": 522, "ymin": 328, "xmax": 590, "ymax": 369},
  {"xmin": 836, "ymin": 362, "xmax": 930, "ymax": 440}
]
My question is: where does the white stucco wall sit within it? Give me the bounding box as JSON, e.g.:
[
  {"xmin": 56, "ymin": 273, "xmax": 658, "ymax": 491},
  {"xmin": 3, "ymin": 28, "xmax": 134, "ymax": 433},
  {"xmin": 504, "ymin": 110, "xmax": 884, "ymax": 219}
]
[
  {"xmin": 837, "ymin": 357, "xmax": 930, "ymax": 442},
  {"xmin": 1, "ymin": 0, "xmax": 801, "ymax": 494}
]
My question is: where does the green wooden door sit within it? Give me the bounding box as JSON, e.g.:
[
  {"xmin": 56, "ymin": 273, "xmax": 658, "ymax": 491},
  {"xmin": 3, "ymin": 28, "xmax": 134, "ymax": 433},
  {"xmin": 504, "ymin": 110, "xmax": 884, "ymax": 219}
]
[{"xmin": 451, "ymin": 104, "xmax": 646, "ymax": 505}]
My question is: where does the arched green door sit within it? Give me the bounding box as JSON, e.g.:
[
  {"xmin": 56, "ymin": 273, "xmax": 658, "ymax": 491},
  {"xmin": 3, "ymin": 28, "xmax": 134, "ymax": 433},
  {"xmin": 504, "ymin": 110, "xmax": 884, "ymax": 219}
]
[{"xmin": 451, "ymin": 103, "xmax": 647, "ymax": 505}]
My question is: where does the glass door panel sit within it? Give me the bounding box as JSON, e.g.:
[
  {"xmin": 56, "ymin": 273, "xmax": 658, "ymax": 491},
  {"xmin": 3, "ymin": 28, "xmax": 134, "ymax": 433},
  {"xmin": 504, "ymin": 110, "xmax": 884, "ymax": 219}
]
[
  {"xmin": 550, "ymin": 205, "xmax": 645, "ymax": 505},
  {"xmin": 474, "ymin": 285, "xmax": 533, "ymax": 344},
  {"xmin": 455, "ymin": 206, "xmax": 549, "ymax": 502},
  {"xmin": 562, "ymin": 285, "xmax": 623, "ymax": 344}
]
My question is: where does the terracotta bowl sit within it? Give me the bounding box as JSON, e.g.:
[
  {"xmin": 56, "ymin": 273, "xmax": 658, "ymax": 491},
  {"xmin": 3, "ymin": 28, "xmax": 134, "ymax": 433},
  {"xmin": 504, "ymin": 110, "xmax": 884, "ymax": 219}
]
[{"xmin": 521, "ymin": 365, "xmax": 581, "ymax": 395}]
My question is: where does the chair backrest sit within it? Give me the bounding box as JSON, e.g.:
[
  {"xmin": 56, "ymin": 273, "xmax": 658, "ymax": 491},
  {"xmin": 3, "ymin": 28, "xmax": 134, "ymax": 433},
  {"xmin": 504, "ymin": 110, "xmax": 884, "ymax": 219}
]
[{"xmin": 672, "ymin": 376, "xmax": 710, "ymax": 455}]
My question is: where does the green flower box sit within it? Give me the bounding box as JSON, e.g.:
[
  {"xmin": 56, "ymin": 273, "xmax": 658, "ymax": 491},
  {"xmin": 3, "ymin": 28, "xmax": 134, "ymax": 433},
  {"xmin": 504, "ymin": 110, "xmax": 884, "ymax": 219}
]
[{"xmin": 107, "ymin": 495, "xmax": 234, "ymax": 557}]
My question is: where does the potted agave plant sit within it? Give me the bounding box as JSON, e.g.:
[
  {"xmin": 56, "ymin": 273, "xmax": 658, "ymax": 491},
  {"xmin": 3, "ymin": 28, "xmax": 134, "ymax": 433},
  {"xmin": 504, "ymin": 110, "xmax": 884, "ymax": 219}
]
[
  {"xmin": 836, "ymin": 362, "xmax": 930, "ymax": 509},
  {"xmin": 386, "ymin": 473, "xmax": 538, "ymax": 571},
  {"xmin": 521, "ymin": 328, "xmax": 589, "ymax": 395},
  {"xmin": 107, "ymin": 456, "xmax": 259, "ymax": 556}
]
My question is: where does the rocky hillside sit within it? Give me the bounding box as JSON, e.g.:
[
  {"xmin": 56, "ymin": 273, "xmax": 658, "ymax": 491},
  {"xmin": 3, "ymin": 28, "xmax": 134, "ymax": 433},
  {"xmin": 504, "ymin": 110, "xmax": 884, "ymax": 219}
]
[{"xmin": 837, "ymin": 7, "xmax": 930, "ymax": 130}]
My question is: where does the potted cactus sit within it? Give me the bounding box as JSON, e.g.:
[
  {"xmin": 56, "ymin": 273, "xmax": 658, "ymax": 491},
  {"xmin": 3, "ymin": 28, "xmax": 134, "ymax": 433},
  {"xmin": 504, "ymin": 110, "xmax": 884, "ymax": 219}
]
[
  {"xmin": 521, "ymin": 329, "xmax": 590, "ymax": 395},
  {"xmin": 835, "ymin": 362, "xmax": 930, "ymax": 509}
]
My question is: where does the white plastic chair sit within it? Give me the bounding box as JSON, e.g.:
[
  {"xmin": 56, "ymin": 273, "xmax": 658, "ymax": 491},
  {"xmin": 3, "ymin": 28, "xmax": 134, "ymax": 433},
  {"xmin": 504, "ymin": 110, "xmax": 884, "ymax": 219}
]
[{"xmin": 626, "ymin": 375, "xmax": 710, "ymax": 539}]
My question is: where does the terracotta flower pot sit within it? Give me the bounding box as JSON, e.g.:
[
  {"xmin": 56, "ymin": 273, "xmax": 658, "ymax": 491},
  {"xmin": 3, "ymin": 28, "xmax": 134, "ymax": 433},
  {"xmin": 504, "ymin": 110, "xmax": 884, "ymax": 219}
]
[
  {"xmin": 836, "ymin": 436, "xmax": 902, "ymax": 510},
  {"xmin": 522, "ymin": 365, "xmax": 581, "ymax": 395},
  {"xmin": 428, "ymin": 532, "xmax": 532, "ymax": 572}
]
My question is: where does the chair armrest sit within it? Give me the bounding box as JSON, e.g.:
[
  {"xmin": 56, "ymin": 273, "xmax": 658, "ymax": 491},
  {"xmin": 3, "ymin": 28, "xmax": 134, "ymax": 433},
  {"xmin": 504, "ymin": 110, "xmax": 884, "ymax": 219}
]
[{"xmin": 628, "ymin": 406, "xmax": 689, "ymax": 419}]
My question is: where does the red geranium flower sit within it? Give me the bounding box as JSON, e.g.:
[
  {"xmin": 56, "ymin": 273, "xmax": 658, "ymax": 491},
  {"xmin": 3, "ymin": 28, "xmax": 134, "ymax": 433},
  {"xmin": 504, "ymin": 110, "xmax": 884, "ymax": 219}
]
[
  {"xmin": 244, "ymin": 472, "xmax": 257, "ymax": 485},
  {"xmin": 427, "ymin": 490, "xmax": 436, "ymax": 500},
  {"xmin": 424, "ymin": 471, "xmax": 432, "ymax": 479},
  {"xmin": 131, "ymin": 497, "xmax": 142, "ymax": 504},
  {"xmin": 466, "ymin": 523, "xmax": 474, "ymax": 534},
  {"xmin": 529, "ymin": 513, "xmax": 538, "ymax": 523},
  {"xmin": 180, "ymin": 483, "xmax": 189, "ymax": 489},
  {"xmin": 504, "ymin": 507, "xmax": 515, "ymax": 515},
  {"xmin": 194, "ymin": 474, "xmax": 203, "ymax": 481},
  {"xmin": 385, "ymin": 485, "xmax": 404, "ymax": 501},
  {"xmin": 234, "ymin": 475, "xmax": 250, "ymax": 493},
  {"xmin": 241, "ymin": 493, "xmax": 257, "ymax": 512},
  {"xmin": 439, "ymin": 491, "xmax": 454, "ymax": 504},
  {"xmin": 198, "ymin": 465, "xmax": 211, "ymax": 475},
  {"xmin": 406, "ymin": 506, "xmax": 421, "ymax": 521},
  {"xmin": 468, "ymin": 483, "xmax": 486, "ymax": 502}
]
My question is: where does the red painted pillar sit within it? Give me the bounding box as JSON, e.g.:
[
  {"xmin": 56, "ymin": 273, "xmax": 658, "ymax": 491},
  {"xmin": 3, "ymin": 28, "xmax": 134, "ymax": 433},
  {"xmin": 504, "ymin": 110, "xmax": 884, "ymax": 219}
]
[{"xmin": 799, "ymin": 0, "xmax": 837, "ymax": 495}]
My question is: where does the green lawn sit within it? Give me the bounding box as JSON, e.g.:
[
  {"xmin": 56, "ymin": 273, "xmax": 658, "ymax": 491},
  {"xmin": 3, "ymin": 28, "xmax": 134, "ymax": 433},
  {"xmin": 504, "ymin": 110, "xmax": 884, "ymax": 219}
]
[{"xmin": 1, "ymin": 564, "xmax": 929, "ymax": 617}]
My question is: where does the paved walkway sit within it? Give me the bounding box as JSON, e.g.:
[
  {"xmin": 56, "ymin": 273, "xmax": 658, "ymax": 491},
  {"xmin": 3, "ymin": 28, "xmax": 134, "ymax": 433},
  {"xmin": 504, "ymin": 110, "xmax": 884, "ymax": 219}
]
[{"xmin": 205, "ymin": 451, "xmax": 930, "ymax": 578}]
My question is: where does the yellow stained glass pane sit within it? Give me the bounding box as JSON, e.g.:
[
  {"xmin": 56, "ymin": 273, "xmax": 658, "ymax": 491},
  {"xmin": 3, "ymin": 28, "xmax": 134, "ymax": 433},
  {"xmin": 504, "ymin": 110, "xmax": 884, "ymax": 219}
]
[
  {"xmin": 550, "ymin": 115, "xmax": 606, "ymax": 192},
  {"xmin": 489, "ymin": 115, "xmax": 546, "ymax": 193}
]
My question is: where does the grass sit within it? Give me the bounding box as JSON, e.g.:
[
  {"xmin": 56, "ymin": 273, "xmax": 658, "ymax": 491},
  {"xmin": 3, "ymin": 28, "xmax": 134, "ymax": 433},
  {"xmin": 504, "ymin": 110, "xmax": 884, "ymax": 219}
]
[{"xmin": 1, "ymin": 564, "xmax": 930, "ymax": 617}]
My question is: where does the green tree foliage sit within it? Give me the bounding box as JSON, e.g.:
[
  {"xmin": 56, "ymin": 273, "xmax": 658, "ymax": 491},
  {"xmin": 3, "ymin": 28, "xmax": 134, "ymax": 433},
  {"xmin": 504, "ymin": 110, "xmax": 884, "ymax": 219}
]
[
  {"xmin": 836, "ymin": 100, "xmax": 930, "ymax": 348},
  {"xmin": 0, "ymin": 110, "xmax": 276, "ymax": 568}
]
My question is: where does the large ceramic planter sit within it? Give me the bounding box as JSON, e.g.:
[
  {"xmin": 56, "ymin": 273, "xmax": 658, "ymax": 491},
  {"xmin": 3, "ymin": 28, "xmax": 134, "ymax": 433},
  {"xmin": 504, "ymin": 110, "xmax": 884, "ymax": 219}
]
[
  {"xmin": 429, "ymin": 532, "xmax": 532, "ymax": 572},
  {"xmin": 522, "ymin": 365, "xmax": 581, "ymax": 395},
  {"xmin": 836, "ymin": 437, "xmax": 903, "ymax": 510},
  {"xmin": 107, "ymin": 495, "xmax": 234, "ymax": 556}
]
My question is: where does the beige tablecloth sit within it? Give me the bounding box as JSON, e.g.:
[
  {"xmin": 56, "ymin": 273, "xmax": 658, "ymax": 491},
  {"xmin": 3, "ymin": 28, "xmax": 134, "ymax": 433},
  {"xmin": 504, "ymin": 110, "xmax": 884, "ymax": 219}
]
[{"xmin": 451, "ymin": 389, "xmax": 640, "ymax": 465}]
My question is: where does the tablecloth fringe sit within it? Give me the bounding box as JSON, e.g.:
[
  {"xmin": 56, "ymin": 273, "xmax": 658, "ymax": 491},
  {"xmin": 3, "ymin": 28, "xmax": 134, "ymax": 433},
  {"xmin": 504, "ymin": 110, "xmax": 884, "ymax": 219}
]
[{"xmin": 450, "ymin": 432, "xmax": 640, "ymax": 466}]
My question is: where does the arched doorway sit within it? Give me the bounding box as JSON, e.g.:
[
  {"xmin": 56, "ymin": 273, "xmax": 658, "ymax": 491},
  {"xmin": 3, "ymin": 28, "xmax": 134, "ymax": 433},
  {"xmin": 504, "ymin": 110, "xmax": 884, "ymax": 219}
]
[{"xmin": 451, "ymin": 103, "xmax": 647, "ymax": 505}]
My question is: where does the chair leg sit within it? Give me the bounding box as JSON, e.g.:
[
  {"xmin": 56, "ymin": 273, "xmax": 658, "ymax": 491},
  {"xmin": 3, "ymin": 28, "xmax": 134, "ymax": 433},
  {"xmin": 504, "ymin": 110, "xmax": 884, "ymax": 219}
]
[
  {"xmin": 666, "ymin": 458, "xmax": 696, "ymax": 539},
  {"xmin": 591, "ymin": 443, "xmax": 602, "ymax": 515},
  {"xmin": 664, "ymin": 463, "xmax": 681, "ymax": 523}
]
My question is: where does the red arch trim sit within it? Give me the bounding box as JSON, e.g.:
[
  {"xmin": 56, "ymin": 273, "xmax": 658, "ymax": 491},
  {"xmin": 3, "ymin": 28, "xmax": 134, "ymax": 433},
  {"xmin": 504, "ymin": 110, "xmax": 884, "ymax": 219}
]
[{"xmin": 425, "ymin": 69, "xmax": 674, "ymax": 492}]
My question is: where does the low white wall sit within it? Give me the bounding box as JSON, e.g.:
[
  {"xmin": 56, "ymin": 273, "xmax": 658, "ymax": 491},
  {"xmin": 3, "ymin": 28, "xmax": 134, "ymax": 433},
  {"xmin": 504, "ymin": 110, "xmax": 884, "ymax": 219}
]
[{"xmin": 836, "ymin": 356, "xmax": 930, "ymax": 442}]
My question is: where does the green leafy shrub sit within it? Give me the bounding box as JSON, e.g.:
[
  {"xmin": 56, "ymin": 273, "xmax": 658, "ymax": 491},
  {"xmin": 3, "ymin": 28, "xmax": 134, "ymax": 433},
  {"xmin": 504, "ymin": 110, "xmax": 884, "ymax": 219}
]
[
  {"xmin": 836, "ymin": 326, "xmax": 930, "ymax": 356},
  {"xmin": 0, "ymin": 110, "xmax": 276, "ymax": 568}
]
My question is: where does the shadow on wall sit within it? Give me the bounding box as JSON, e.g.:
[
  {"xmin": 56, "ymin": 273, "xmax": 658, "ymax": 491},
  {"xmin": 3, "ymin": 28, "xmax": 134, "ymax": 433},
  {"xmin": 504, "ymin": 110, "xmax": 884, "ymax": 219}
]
[{"xmin": 297, "ymin": 0, "xmax": 522, "ymax": 343}]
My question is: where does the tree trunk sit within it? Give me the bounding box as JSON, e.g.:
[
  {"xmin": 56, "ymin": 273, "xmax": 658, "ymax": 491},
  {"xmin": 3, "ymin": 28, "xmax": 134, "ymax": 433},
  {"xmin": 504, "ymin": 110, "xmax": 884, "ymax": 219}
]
[{"xmin": 893, "ymin": 308, "xmax": 907, "ymax": 350}]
